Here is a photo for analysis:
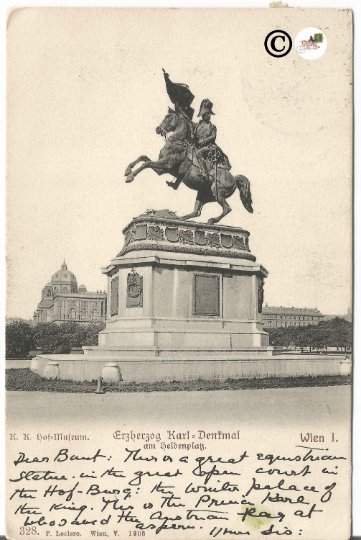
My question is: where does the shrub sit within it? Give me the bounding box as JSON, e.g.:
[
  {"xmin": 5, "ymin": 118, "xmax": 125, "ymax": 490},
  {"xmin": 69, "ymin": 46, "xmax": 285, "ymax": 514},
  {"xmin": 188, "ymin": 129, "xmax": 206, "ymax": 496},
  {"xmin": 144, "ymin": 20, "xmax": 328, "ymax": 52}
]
[
  {"xmin": 6, "ymin": 319, "xmax": 34, "ymax": 358},
  {"xmin": 32, "ymin": 321, "xmax": 106, "ymax": 353}
]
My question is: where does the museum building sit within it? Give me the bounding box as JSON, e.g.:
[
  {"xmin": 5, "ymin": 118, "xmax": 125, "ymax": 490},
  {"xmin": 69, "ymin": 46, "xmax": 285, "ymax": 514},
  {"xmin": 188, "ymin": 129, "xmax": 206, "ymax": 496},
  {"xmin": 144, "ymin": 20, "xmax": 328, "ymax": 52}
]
[
  {"xmin": 262, "ymin": 305, "xmax": 324, "ymax": 328},
  {"xmin": 33, "ymin": 261, "xmax": 106, "ymax": 324}
]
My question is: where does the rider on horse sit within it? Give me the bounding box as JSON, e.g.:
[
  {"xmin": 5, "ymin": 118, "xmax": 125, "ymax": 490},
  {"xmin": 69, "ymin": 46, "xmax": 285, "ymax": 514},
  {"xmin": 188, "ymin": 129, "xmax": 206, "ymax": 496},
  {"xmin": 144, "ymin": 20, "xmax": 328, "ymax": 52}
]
[
  {"xmin": 162, "ymin": 70, "xmax": 231, "ymax": 188},
  {"xmin": 194, "ymin": 99, "xmax": 231, "ymax": 183},
  {"xmin": 124, "ymin": 70, "xmax": 253, "ymax": 225},
  {"xmin": 194, "ymin": 99, "xmax": 217, "ymax": 183}
]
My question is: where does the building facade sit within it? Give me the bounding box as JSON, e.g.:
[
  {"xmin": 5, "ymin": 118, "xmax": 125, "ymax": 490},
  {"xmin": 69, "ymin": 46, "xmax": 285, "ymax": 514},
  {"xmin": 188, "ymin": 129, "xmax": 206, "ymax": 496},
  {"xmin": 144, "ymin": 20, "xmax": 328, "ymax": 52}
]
[
  {"xmin": 262, "ymin": 305, "xmax": 324, "ymax": 329},
  {"xmin": 33, "ymin": 262, "xmax": 106, "ymax": 324}
]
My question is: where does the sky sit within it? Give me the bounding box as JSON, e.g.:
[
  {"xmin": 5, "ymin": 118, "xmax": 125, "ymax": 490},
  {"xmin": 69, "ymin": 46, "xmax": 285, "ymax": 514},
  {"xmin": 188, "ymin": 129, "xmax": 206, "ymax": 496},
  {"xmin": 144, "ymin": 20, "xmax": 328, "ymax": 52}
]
[{"xmin": 6, "ymin": 7, "xmax": 352, "ymax": 319}]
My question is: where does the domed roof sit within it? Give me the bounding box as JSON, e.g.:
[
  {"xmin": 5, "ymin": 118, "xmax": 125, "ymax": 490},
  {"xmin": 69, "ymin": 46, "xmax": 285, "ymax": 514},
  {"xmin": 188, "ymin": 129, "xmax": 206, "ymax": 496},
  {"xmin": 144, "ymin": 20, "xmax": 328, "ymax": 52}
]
[{"xmin": 51, "ymin": 261, "xmax": 77, "ymax": 285}]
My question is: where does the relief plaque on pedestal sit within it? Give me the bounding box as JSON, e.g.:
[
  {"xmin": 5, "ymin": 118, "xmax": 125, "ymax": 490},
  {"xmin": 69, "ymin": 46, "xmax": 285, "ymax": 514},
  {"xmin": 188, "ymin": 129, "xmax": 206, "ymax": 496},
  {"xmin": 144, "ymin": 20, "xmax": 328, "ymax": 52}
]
[
  {"xmin": 126, "ymin": 269, "xmax": 143, "ymax": 308},
  {"xmin": 193, "ymin": 273, "xmax": 220, "ymax": 317},
  {"xmin": 110, "ymin": 275, "xmax": 119, "ymax": 316}
]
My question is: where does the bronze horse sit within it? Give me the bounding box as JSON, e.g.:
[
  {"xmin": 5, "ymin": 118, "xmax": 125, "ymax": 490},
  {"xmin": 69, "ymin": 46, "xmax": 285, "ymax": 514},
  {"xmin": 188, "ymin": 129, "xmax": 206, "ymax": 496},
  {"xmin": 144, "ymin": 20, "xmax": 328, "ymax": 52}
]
[{"xmin": 124, "ymin": 109, "xmax": 253, "ymax": 225}]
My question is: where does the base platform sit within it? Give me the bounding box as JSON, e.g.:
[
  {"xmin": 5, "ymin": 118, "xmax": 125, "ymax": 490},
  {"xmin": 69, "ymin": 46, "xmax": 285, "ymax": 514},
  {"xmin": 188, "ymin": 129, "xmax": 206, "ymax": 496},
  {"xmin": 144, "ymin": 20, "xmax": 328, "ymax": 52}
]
[{"xmin": 31, "ymin": 353, "xmax": 347, "ymax": 382}]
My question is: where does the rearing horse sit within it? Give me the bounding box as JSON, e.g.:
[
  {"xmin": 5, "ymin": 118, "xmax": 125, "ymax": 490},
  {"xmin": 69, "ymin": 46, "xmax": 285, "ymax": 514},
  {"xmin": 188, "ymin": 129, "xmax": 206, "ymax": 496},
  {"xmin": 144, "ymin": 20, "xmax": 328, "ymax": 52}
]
[{"xmin": 124, "ymin": 109, "xmax": 253, "ymax": 225}]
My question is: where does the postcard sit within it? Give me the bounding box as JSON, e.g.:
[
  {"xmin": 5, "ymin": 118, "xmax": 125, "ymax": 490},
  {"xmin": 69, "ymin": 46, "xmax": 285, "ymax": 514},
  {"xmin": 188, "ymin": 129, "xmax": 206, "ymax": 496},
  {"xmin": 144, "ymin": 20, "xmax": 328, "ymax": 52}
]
[{"xmin": 5, "ymin": 7, "xmax": 353, "ymax": 540}]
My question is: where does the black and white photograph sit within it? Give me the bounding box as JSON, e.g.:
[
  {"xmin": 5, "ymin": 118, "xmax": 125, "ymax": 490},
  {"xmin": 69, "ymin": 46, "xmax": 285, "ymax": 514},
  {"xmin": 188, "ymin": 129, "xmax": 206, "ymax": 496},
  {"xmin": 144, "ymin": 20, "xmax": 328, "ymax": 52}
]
[{"xmin": 4, "ymin": 6, "xmax": 355, "ymax": 539}]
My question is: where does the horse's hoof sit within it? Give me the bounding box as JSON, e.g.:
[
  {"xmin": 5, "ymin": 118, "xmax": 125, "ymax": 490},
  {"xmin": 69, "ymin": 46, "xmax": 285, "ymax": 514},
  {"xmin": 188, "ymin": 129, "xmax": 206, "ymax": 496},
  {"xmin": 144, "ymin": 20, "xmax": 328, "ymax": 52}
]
[
  {"xmin": 124, "ymin": 167, "xmax": 132, "ymax": 176},
  {"xmin": 125, "ymin": 174, "xmax": 135, "ymax": 183},
  {"xmin": 207, "ymin": 218, "xmax": 218, "ymax": 225}
]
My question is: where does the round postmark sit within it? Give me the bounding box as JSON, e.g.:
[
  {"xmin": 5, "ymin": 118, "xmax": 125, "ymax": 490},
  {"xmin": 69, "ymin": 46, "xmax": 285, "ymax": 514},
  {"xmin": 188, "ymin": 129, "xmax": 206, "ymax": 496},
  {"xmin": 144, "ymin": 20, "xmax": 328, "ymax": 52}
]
[{"xmin": 295, "ymin": 27, "xmax": 327, "ymax": 60}]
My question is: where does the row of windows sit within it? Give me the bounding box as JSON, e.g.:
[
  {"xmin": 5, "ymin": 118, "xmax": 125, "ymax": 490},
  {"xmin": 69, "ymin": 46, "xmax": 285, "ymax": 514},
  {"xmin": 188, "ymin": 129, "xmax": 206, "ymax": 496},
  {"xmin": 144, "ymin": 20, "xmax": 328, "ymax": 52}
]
[
  {"xmin": 66, "ymin": 308, "xmax": 100, "ymax": 320},
  {"xmin": 35, "ymin": 310, "xmax": 103, "ymax": 322},
  {"xmin": 58, "ymin": 301, "xmax": 102, "ymax": 309},
  {"xmin": 267, "ymin": 321, "xmax": 315, "ymax": 327},
  {"xmin": 265, "ymin": 314, "xmax": 319, "ymax": 320},
  {"xmin": 45, "ymin": 286, "xmax": 77, "ymax": 296}
]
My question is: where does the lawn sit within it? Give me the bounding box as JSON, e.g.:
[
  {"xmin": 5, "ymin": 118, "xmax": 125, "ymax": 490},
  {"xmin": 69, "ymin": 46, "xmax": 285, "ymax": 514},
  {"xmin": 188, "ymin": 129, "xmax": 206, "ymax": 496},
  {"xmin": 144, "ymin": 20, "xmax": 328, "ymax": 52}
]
[{"xmin": 5, "ymin": 368, "xmax": 352, "ymax": 394}]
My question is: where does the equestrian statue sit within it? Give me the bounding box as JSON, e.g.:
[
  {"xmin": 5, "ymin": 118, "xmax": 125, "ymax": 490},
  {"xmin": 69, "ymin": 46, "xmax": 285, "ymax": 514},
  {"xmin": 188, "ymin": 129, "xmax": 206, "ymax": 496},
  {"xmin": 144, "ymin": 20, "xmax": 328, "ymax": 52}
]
[{"xmin": 124, "ymin": 70, "xmax": 253, "ymax": 225}]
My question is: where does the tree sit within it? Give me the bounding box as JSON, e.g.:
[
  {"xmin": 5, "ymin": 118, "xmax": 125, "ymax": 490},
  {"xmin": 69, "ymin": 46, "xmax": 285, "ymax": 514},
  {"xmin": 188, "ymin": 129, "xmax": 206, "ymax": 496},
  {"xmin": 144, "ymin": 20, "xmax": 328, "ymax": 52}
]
[
  {"xmin": 33, "ymin": 323, "xmax": 67, "ymax": 353},
  {"xmin": 81, "ymin": 323, "xmax": 106, "ymax": 346},
  {"xmin": 266, "ymin": 318, "xmax": 352, "ymax": 351},
  {"xmin": 6, "ymin": 319, "xmax": 34, "ymax": 358},
  {"xmin": 32, "ymin": 321, "xmax": 107, "ymax": 353},
  {"xmin": 324, "ymin": 317, "xmax": 352, "ymax": 350}
]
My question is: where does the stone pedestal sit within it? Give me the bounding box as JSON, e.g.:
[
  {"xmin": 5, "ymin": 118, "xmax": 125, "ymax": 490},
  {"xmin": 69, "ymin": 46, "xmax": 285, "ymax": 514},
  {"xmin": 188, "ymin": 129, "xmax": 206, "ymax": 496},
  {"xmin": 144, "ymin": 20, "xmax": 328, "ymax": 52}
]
[
  {"xmin": 83, "ymin": 211, "xmax": 271, "ymax": 364},
  {"xmin": 36, "ymin": 211, "xmax": 325, "ymax": 382}
]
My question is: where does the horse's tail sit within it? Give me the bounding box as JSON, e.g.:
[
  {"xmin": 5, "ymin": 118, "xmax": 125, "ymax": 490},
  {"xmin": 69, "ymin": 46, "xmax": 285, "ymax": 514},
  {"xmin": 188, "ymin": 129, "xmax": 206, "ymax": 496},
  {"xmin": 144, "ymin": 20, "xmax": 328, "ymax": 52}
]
[{"xmin": 235, "ymin": 175, "xmax": 253, "ymax": 214}]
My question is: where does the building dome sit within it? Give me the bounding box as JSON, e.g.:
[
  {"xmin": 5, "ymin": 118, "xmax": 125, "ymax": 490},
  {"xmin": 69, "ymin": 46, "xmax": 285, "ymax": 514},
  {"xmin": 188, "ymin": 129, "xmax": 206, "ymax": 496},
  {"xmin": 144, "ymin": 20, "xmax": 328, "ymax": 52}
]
[
  {"xmin": 34, "ymin": 261, "xmax": 106, "ymax": 324},
  {"xmin": 51, "ymin": 261, "xmax": 78, "ymax": 293}
]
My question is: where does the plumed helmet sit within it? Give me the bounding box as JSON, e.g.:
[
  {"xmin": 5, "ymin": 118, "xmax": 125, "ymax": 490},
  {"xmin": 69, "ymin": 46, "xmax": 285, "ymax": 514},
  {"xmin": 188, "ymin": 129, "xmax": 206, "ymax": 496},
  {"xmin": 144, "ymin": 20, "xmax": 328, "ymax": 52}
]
[{"xmin": 198, "ymin": 99, "xmax": 215, "ymax": 117}]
